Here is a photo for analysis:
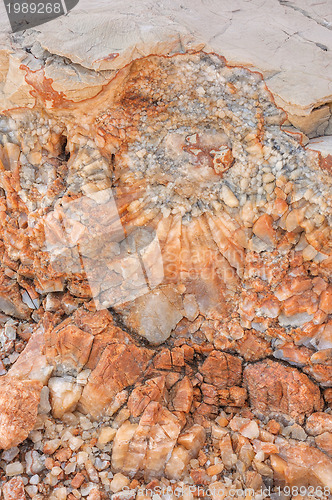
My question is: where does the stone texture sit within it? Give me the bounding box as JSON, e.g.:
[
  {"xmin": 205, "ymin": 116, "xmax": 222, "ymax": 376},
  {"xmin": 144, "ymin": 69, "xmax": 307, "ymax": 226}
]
[
  {"xmin": 199, "ymin": 351, "xmax": 242, "ymax": 389},
  {"xmin": 2, "ymin": 476, "xmax": 26, "ymax": 499},
  {"xmin": 244, "ymin": 360, "xmax": 323, "ymax": 424},
  {"xmin": 0, "ymin": 0, "xmax": 331, "ymax": 130},
  {"xmin": 0, "ymin": 1, "xmax": 331, "ymax": 492},
  {"xmin": 0, "ymin": 376, "xmax": 42, "ymax": 450},
  {"xmin": 272, "ymin": 438, "xmax": 332, "ymax": 488},
  {"xmin": 79, "ymin": 343, "xmax": 154, "ymax": 419}
]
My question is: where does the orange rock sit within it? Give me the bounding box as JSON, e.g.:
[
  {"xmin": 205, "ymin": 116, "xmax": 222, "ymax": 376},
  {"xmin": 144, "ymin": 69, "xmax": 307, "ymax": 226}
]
[
  {"xmin": 244, "ymin": 360, "xmax": 323, "ymax": 424},
  {"xmin": 218, "ymin": 386, "xmax": 247, "ymax": 407},
  {"xmin": 112, "ymin": 402, "xmax": 182, "ymax": 480},
  {"xmin": 45, "ymin": 323, "xmax": 94, "ymax": 373},
  {"xmin": 2, "ymin": 476, "xmax": 26, "ymax": 500},
  {"xmin": 272, "ymin": 438, "xmax": 332, "ymax": 488},
  {"xmin": 306, "ymin": 412, "xmax": 332, "ymax": 435},
  {"xmin": 199, "ymin": 351, "xmax": 242, "ymax": 389},
  {"xmin": 80, "ymin": 343, "xmax": 154, "ymax": 418},
  {"xmin": 0, "ymin": 376, "xmax": 42, "ymax": 449},
  {"xmin": 315, "ymin": 432, "xmax": 332, "ymax": 457},
  {"xmin": 236, "ymin": 331, "xmax": 272, "ymax": 361},
  {"xmin": 170, "ymin": 376, "xmax": 193, "ymax": 412},
  {"xmin": 128, "ymin": 376, "xmax": 167, "ymax": 417},
  {"xmin": 252, "ymin": 214, "xmax": 276, "ymax": 247},
  {"xmin": 320, "ymin": 286, "xmax": 332, "ymax": 314}
]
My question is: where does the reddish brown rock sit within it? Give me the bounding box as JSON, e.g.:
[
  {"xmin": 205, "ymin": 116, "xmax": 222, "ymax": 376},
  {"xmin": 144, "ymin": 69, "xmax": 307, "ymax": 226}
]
[
  {"xmin": 236, "ymin": 331, "xmax": 272, "ymax": 361},
  {"xmin": 272, "ymin": 438, "xmax": 332, "ymax": 488},
  {"xmin": 128, "ymin": 376, "xmax": 167, "ymax": 417},
  {"xmin": 199, "ymin": 351, "xmax": 242, "ymax": 389},
  {"xmin": 0, "ymin": 376, "xmax": 42, "ymax": 449},
  {"xmin": 2, "ymin": 476, "xmax": 26, "ymax": 499},
  {"xmin": 304, "ymin": 362, "xmax": 332, "ymax": 388},
  {"xmin": 79, "ymin": 343, "xmax": 154, "ymax": 418},
  {"xmin": 244, "ymin": 360, "xmax": 323, "ymax": 424},
  {"xmin": 218, "ymin": 386, "xmax": 247, "ymax": 407}
]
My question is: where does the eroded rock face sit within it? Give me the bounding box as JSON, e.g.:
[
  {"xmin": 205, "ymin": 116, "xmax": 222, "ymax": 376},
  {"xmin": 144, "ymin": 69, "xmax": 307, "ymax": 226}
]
[
  {"xmin": 0, "ymin": 36, "xmax": 331, "ymax": 493},
  {"xmin": 0, "ymin": 377, "xmax": 42, "ymax": 449},
  {"xmin": 244, "ymin": 360, "xmax": 323, "ymax": 424}
]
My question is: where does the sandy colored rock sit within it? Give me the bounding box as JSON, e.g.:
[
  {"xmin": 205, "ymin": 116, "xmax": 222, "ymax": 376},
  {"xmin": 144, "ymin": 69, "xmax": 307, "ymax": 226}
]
[
  {"xmin": 111, "ymin": 402, "xmax": 182, "ymax": 480},
  {"xmin": 244, "ymin": 360, "xmax": 323, "ymax": 424},
  {"xmin": 48, "ymin": 377, "xmax": 83, "ymax": 418},
  {"xmin": 0, "ymin": 376, "xmax": 42, "ymax": 450}
]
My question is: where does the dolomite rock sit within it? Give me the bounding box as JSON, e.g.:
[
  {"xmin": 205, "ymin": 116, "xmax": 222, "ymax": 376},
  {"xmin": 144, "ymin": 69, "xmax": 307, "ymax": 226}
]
[
  {"xmin": 2, "ymin": 476, "xmax": 26, "ymax": 500},
  {"xmin": 306, "ymin": 412, "xmax": 332, "ymax": 436},
  {"xmin": 79, "ymin": 343, "xmax": 154, "ymax": 419},
  {"xmin": 0, "ymin": 377, "xmax": 42, "ymax": 450},
  {"xmin": 111, "ymin": 402, "xmax": 183, "ymax": 480},
  {"xmin": 0, "ymin": 0, "xmax": 331, "ymax": 490},
  {"xmin": 244, "ymin": 360, "xmax": 323, "ymax": 424},
  {"xmin": 272, "ymin": 438, "xmax": 332, "ymax": 489},
  {"xmin": 199, "ymin": 351, "xmax": 242, "ymax": 389},
  {"xmin": 0, "ymin": 0, "xmax": 331, "ymax": 135}
]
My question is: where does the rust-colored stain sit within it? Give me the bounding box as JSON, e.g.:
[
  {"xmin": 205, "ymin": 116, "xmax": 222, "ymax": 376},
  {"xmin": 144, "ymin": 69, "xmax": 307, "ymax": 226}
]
[{"xmin": 20, "ymin": 65, "xmax": 72, "ymax": 108}]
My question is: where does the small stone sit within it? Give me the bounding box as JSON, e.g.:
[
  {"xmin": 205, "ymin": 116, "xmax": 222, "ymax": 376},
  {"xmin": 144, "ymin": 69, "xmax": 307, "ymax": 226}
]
[
  {"xmin": 110, "ymin": 473, "xmax": 130, "ymax": 493},
  {"xmin": 5, "ymin": 462, "xmax": 24, "ymax": 476},
  {"xmin": 97, "ymin": 427, "xmax": 117, "ymax": 448},
  {"xmin": 240, "ymin": 421, "xmax": 260, "ymax": 439}
]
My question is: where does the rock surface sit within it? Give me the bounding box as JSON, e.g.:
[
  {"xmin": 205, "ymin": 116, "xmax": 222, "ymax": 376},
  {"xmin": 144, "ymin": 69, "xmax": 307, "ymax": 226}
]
[
  {"xmin": 244, "ymin": 360, "xmax": 323, "ymax": 424},
  {"xmin": 0, "ymin": 0, "xmax": 331, "ymax": 496},
  {"xmin": 0, "ymin": 377, "xmax": 42, "ymax": 449}
]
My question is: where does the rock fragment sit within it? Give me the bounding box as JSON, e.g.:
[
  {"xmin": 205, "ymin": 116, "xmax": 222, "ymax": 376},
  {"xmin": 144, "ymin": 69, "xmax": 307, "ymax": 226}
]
[
  {"xmin": 0, "ymin": 377, "xmax": 42, "ymax": 449},
  {"xmin": 244, "ymin": 360, "xmax": 323, "ymax": 424}
]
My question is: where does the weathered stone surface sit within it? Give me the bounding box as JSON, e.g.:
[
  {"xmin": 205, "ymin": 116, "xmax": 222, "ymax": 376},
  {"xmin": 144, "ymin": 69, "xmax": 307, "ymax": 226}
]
[
  {"xmin": 0, "ymin": 0, "xmax": 331, "ymax": 130},
  {"xmin": 199, "ymin": 351, "xmax": 242, "ymax": 389},
  {"xmin": 2, "ymin": 476, "xmax": 26, "ymax": 499},
  {"xmin": 45, "ymin": 323, "xmax": 94, "ymax": 374},
  {"xmin": 244, "ymin": 360, "xmax": 323, "ymax": 424},
  {"xmin": 111, "ymin": 402, "xmax": 183, "ymax": 480},
  {"xmin": 0, "ymin": 377, "xmax": 42, "ymax": 450},
  {"xmin": 0, "ymin": 1, "xmax": 331, "ymax": 492},
  {"xmin": 79, "ymin": 343, "xmax": 154, "ymax": 418},
  {"xmin": 272, "ymin": 438, "xmax": 332, "ymax": 488}
]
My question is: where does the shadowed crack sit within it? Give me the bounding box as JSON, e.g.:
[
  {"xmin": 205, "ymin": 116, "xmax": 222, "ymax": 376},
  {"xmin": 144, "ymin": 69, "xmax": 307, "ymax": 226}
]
[{"xmin": 277, "ymin": 0, "xmax": 332, "ymax": 31}]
